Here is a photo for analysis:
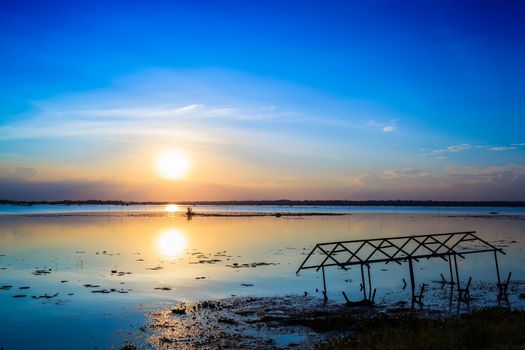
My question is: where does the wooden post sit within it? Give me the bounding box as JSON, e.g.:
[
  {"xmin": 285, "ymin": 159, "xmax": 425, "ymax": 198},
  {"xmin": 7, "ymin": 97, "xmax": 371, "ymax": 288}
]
[
  {"xmin": 360, "ymin": 264, "xmax": 367, "ymax": 300},
  {"xmin": 367, "ymin": 264, "xmax": 372, "ymax": 300},
  {"xmin": 408, "ymin": 257, "xmax": 415, "ymax": 308},
  {"xmin": 322, "ymin": 266, "xmax": 327, "ymax": 301},
  {"xmin": 493, "ymin": 251, "xmax": 501, "ymax": 285},
  {"xmin": 453, "ymin": 253, "xmax": 461, "ymax": 291},
  {"xmin": 448, "ymin": 255, "xmax": 455, "ymax": 284}
]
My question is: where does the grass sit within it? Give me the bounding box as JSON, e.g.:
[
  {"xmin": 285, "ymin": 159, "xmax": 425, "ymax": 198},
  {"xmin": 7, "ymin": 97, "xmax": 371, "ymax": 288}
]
[{"xmin": 317, "ymin": 308, "xmax": 525, "ymax": 350}]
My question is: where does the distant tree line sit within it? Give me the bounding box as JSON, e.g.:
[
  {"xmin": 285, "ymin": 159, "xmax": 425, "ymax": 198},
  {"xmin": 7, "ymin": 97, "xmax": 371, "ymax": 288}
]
[{"xmin": 0, "ymin": 199, "xmax": 524, "ymax": 207}]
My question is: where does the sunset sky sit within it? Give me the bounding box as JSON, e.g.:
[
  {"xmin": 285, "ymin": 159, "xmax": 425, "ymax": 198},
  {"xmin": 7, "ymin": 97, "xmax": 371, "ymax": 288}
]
[{"xmin": 1, "ymin": 1, "xmax": 524, "ymax": 201}]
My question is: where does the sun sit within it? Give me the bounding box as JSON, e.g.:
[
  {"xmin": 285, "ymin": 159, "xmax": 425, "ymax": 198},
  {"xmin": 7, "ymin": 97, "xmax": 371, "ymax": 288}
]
[{"xmin": 156, "ymin": 149, "xmax": 190, "ymax": 180}]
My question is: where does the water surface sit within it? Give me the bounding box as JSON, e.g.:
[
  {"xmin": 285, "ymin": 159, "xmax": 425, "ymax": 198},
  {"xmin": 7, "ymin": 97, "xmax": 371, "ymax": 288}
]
[{"xmin": 0, "ymin": 207, "xmax": 524, "ymax": 349}]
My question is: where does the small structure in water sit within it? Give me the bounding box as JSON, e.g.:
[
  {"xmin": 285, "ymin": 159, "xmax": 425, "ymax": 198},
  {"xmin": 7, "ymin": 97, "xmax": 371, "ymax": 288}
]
[{"xmin": 297, "ymin": 231, "xmax": 509, "ymax": 307}]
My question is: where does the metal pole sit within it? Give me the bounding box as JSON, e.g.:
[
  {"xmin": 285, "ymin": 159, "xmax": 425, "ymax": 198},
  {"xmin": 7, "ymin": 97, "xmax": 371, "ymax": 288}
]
[
  {"xmin": 322, "ymin": 266, "xmax": 327, "ymax": 299},
  {"xmin": 367, "ymin": 264, "xmax": 372, "ymax": 300},
  {"xmin": 453, "ymin": 253, "xmax": 461, "ymax": 290},
  {"xmin": 493, "ymin": 251, "xmax": 501, "ymax": 285},
  {"xmin": 408, "ymin": 257, "xmax": 415, "ymax": 307},
  {"xmin": 360, "ymin": 264, "xmax": 367, "ymax": 300},
  {"xmin": 448, "ymin": 255, "xmax": 454, "ymax": 284}
]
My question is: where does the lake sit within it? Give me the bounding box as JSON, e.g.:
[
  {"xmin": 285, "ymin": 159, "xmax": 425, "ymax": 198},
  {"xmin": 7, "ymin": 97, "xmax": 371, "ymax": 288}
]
[{"xmin": 0, "ymin": 205, "xmax": 524, "ymax": 349}]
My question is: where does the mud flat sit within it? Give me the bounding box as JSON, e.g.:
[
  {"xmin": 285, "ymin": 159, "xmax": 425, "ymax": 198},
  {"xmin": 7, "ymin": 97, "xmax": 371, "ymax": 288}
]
[{"xmin": 130, "ymin": 295, "xmax": 525, "ymax": 350}]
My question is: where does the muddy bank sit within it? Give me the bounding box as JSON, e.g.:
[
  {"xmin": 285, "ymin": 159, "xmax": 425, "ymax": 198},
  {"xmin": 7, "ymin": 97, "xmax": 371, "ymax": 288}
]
[
  {"xmin": 128, "ymin": 295, "xmax": 525, "ymax": 350},
  {"xmin": 144, "ymin": 296, "xmax": 370, "ymax": 349}
]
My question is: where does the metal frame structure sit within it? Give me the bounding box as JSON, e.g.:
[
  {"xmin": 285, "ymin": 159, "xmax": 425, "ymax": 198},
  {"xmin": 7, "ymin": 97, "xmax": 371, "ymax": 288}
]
[{"xmin": 297, "ymin": 231, "xmax": 507, "ymax": 307}]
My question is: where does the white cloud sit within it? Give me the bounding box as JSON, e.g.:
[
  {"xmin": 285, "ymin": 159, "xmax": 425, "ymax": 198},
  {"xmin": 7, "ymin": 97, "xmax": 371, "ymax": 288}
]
[
  {"xmin": 381, "ymin": 168, "xmax": 430, "ymax": 179},
  {"xmin": 422, "ymin": 141, "xmax": 524, "ymax": 158},
  {"xmin": 367, "ymin": 119, "xmax": 397, "ymax": 133},
  {"xmin": 488, "ymin": 146, "xmax": 517, "ymax": 151},
  {"xmin": 419, "ymin": 144, "xmax": 468, "ymax": 157},
  {"xmin": 1, "ymin": 69, "xmax": 410, "ymax": 145}
]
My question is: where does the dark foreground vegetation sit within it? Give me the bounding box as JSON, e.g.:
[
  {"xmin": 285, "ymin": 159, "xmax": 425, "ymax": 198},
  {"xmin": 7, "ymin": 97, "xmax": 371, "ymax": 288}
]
[
  {"xmin": 318, "ymin": 308, "xmax": 525, "ymax": 350},
  {"xmin": 132, "ymin": 296, "xmax": 525, "ymax": 350},
  {"xmin": 2, "ymin": 199, "xmax": 525, "ymax": 207}
]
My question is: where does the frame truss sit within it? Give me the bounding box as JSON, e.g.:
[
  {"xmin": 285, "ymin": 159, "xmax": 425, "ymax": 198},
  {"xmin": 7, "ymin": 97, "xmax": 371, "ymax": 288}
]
[{"xmin": 297, "ymin": 231, "xmax": 507, "ymax": 307}]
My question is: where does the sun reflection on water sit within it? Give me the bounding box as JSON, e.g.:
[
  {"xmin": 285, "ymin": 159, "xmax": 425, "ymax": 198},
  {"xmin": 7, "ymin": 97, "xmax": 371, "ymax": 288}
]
[
  {"xmin": 157, "ymin": 228, "xmax": 187, "ymax": 257},
  {"xmin": 165, "ymin": 204, "xmax": 181, "ymax": 214}
]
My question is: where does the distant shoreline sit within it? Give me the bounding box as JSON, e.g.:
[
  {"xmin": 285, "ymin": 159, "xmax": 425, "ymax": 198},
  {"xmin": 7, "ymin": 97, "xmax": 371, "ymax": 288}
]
[{"xmin": 1, "ymin": 199, "xmax": 524, "ymax": 207}]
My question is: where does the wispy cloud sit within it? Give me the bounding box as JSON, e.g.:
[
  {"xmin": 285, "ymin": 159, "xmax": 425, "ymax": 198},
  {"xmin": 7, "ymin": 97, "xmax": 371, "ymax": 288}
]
[
  {"xmin": 1, "ymin": 69, "xmax": 416, "ymax": 187},
  {"xmin": 487, "ymin": 146, "xmax": 517, "ymax": 151},
  {"xmin": 418, "ymin": 144, "xmax": 472, "ymax": 158},
  {"xmin": 1, "ymin": 69, "xmax": 409, "ymax": 144},
  {"xmin": 381, "ymin": 168, "xmax": 430, "ymax": 179},
  {"xmin": 421, "ymin": 142, "xmax": 523, "ymax": 158},
  {"xmin": 432, "ymin": 143, "xmax": 471, "ymax": 154},
  {"xmin": 367, "ymin": 119, "xmax": 397, "ymax": 133},
  {"xmin": 0, "ymin": 166, "xmax": 38, "ymax": 179}
]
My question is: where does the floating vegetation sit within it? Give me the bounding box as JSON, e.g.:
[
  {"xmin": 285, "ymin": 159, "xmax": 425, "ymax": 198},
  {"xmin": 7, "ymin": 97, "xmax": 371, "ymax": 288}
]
[
  {"xmin": 189, "ymin": 259, "xmax": 222, "ymax": 264},
  {"xmin": 92, "ymin": 289, "xmax": 129, "ymax": 294},
  {"xmin": 111, "ymin": 270, "xmax": 133, "ymax": 276},
  {"xmin": 146, "ymin": 266, "xmax": 163, "ymax": 271},
  {"xmin": 32, "ymin": 293, "xmax": 59, "ymax": 299},
  {"xmin": 226, "ymin": 262, "xmax": 278, "ymax": 268}
]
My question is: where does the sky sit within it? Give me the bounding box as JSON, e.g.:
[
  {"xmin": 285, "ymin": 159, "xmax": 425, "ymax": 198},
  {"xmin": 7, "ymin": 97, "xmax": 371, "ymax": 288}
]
[{"xmin": 0, "ymin": 0, "xmax": 524, "ymax": 201}]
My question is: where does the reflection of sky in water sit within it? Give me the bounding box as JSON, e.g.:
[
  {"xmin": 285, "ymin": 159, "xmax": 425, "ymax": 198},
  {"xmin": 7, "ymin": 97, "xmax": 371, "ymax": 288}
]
[
  {"xmin": 0, "ymin": 212, "xmax": 524, "ymax": 348},
  {"xmin": 1, "ymin": 204, "xmax": 525, "ymax": 215}
]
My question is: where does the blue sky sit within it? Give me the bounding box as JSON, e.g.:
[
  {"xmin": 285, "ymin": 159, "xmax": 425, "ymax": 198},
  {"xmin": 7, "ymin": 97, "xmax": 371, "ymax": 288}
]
[{"xmin": 0, "ymin": 0, "xmax": 524, "ymax": 200}]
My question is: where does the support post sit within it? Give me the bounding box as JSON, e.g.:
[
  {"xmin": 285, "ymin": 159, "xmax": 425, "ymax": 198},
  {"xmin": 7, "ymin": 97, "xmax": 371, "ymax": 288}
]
[
  {"xmin": 408, "ymin": 257, "xmax": 416, "ymax": 308},
  {"xmin": 322, "ymin": 266, "xmax": 328, "ymax": 301},
  {"xmin": 494, "ymin": 250, "xmax": 501, "ymax": 285},
  {"xmin": 360, "ymin": 264, "xmax": 367, "ymax": 300},
  {"xmin": 448, "ymin": 255, "xmax": 455, "ymax": 284},
  {"xmin": 453, "ymin": 253, "xmax": 461, "ymax": 291},
  {"xmin": 367, "ymin": 264, "xmax": 372, "ymax": 300}
]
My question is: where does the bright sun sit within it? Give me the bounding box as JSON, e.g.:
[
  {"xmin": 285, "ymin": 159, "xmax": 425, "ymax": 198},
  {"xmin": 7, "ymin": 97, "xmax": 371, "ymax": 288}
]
[{"xmin": 156, "ymin": 149, "xmax": 190, "ymax": 180}]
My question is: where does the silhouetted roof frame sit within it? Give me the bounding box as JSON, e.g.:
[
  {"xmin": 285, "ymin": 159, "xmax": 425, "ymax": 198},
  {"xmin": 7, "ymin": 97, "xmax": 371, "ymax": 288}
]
[{"xmin": 297, "ymin": 231, "xmax": 504, "ymax": 273}]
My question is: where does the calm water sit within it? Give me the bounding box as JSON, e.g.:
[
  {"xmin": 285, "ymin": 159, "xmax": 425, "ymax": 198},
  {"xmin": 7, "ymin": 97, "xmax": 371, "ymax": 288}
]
[
  {"xmin": 1, "ymin": 203, "xmax": 525, "ymax": 215},
  {"xmin": 0, "ymin": 206, "xmax": 524, "ymax": 349}
]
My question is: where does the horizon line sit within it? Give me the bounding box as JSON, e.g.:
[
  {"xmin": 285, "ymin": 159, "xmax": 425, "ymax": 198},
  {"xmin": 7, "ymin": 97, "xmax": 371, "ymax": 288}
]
[{"xmin": 1, "ymin": 199, "xmax": 524, "ymax": 207}]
